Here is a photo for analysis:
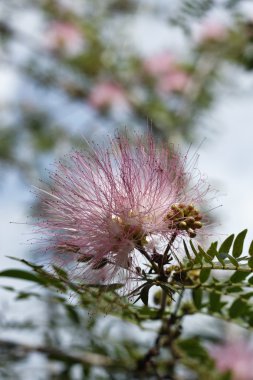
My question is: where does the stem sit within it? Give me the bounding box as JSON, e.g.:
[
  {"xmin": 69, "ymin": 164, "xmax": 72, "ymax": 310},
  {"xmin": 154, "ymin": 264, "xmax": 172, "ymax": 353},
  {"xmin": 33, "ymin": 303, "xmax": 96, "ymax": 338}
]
[
  {"xmin": 0, "ymin": 339, "xmax": 114, "ymax": 367},
  {"xmin": 137, "ymin": 290, "xmax": 185, "ymax": 378},
  {"xmin": 164, "ymin": 290, "xmax": 185, "ymax": 378},
  {"xmin": 158, "ymin": 234, "xmax": 178, "ymax": 318},
  {"xmin": 172, "ymin": 289, "xmax": 184, "ymax": 319},
  {"xmin": 159, "ymin": 290, "xmax": 167, "ymax": 316},
  {"xmin": 183, "ymin": 263, "xmax": 253, "ymax": 272},
  {"xmin": 162, "ymin": 232, "xmax": 177, "ymax": 267}
]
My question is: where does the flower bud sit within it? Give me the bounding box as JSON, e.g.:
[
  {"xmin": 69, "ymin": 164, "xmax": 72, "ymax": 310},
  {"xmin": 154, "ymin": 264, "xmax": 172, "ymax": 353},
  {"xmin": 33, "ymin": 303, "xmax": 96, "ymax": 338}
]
[
  {"xmin": 178, "ymin": 221, "xmax": 187, "ymax": 230},
  {"xmin": 193, "ymin": 221, "xmax": 202, "ymax": 229},
  {"xmin": 188, "ymin": 228, "xmax": 196, "ymax": 238}
]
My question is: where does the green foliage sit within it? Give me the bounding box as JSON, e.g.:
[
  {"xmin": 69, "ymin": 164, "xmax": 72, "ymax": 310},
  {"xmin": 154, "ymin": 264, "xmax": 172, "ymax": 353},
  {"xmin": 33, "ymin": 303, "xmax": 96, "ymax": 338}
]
[
  {"xmin": 177, "ymin": 230, "xmax": 253, "ymax": 328},
  {"xmin": 1, "ymin": 230, "xmax": 253, "ymax": 379},
  {"xmin": 180, "ymin": 0, "xmax": 215, "ymax": 19},
  {"xmin": 177, "ymin": 337, "xmax": 231, "ymax": 380},
  {"xmin": 1, "ymin": 230, "xmax": 253, "ymax": 330}
]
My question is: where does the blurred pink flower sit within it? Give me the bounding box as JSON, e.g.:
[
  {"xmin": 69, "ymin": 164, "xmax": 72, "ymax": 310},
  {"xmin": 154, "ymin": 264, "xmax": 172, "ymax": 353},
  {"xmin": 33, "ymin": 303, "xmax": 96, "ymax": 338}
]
[
  {"xmin": 157, "ymin": 70, "xmax": 191, "ymax": 93},
  {"xmin": 198, "ymin": 20, "xmax": 228, "ymax": 43},
  {"xmin": 143, "ymin": 52, "xmax": 176, "ymax": 76},
  {"xmin": 88, "ymin": 82, "xmax": 128, "ymax": 110},
  {"xmin": 210, "ymin": 341, "xmax": 253, "ymax": 380},
  {"xmin": 143, "ymin": 52, "xmax": 191, "ymax": 94},
  {"xmin": 44, "ymin": 21, "xmax": 84, "ymax": 56},
  {"xmin": 35, "ymin": 134, "xmax": 210, "ymax": 285}
]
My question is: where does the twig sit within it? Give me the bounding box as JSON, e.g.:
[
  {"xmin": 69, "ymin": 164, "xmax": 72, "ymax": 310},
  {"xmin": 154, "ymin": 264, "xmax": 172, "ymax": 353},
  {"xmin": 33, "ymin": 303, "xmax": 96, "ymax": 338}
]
[
  {"xmin": 0, "ymin": 339, "xmax": 114, "ymax": 367},
  {"xmin": 136, "ymin": 289, "xmax": 185, "ymax": 378}
]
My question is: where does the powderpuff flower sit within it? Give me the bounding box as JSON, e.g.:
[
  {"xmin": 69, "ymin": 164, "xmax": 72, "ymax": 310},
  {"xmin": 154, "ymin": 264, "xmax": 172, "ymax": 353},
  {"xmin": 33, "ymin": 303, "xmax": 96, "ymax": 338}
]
[
  {"xmin": 88, "ymin": 82, "xmax": 128, "ymax": 112},
  {"xmin": 143, "ymin": 53, "xmax": 191, "ymax": 94},
  {"xmin": 35, "ymin": 133, "xmax": 211, "ymax": 286},
  {"xmin": 210, "ymin": 340, "xmax": 253, "ymax": 380},
  {"xmin": 44, "ymin": 21, "xmax": 85, "ymax": 57},
  {"xmin": 157, "ymin": 69, "xmax": 191, "ymax": 94},
  {"xmin": 143, "ymin": 52, "xmax": 176, "ymax": 76},
  {"xmin": 196, "ymin": 20, "xmax": 228, "ymax": 44}
]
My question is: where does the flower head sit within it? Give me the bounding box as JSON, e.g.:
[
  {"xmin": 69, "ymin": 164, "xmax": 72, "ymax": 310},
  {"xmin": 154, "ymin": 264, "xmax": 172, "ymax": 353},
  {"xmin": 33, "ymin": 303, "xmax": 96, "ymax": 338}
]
[
  {"xmin": 143, "ymin": 52, "xmax": 191, "ymax": 94},
  {"xmin": 196, "ymin": 19, "xmax": 228, "ymax": 44},
  {"xmin": 44, "ymin": 21, "xmax": 84, "ymax": 56},
  {"xmin": 157, "ymin": 69, "xmax": 191, "ymax": 94},
  {"xmin": 88, "ymin": 82, "xmax": 128, "ymax": 111},
  {"xmin": 143, "ymin": 52, "xmax": 176, "ymax": 76},
  {"xmin": 210, "ymin": 340, "xmax": 253, "ymax": 380},
  {"xmin": 35, "ymin": 133, "xmax": 211, "ymax": 286}
]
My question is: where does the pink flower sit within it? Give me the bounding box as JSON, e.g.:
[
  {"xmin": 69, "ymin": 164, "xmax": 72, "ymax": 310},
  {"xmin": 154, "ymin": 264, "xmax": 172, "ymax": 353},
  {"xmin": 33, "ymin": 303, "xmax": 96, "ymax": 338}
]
[
  {"xmin": 210, "ymin": 341, "xmax": 253, "ymax": 380},
  {"xmin": 157, "ymin": 70, "xmax": 191, "ymax": 93},
  {"xmin": 143, "ymin": 52, "xmax": 176, "ymax": 76},
  {"xmin": 88, "ymin": 82, "xmax": 128, "ymax": 111},
  {"xmin": 143, "ymin": 53, "xmax": 191, "ymax": 94},
  {"xmin": 35, "ymin": 134, "xmax": 210, "ymax": 285},
  {"xmin": 44, "ymin": 21, "xmax": 84, "ymax": 56},
  {"xmin": 197, "ymin": 20, "xmax": 228, "ymax": 44}
]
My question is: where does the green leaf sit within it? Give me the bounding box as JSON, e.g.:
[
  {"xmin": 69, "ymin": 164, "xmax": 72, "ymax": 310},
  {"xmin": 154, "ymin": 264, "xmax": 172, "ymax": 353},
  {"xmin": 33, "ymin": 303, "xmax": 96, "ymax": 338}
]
[
  {"xmin": 215, "ymin": 253, "xmax": 225, "ymax": 267},
  {"xmin": 6, "ymin": 256, "xmax": 44, "ymax": 269},
  {"xmin": 219, "ymin": 234, "xmax": 234, "ymax": 254},
  {"xmin": 198, "ymin": 246, "xmax": 213, "ymax": 265},
  {"xmin": 53, "ymin": 265, "xmax": 68, "ymax": 280},
  {"xmin": 65, "ymin": 305, "xmax": 80, "ymax": 324},
  {"xmin": 190, "ymin": 240, "xmax": 198, "ymax": 256},
  {"xmin": 15, "ymin": 292, "xmax": 38, "ymax": 300},
  {"xmin": 241, "ymin": 291, "xmax": 253, "ymax": 300},
  {"xmin": 160, "ymin": 282, "xmax": 177, "ymax": 293},
  {"xmin": 207, "ymin": 242, "xmax": 218, "ymax": 258},
  {"xmin": 1, "ymin": 285, "xmax": 15, "ymax": 291},
  {"xmin": 229, "ymin": 298, "xmax": 247, "ymax": 319},
  {"xmin": 190, "ymin": 240, "xmax": 202, "ymax": 265},
  {"xmin": 227, "ymin": 254, "xmax": 239, "ymax": 268},
  {"xmin": 137, "ymin": 306, "xmax": 162, "ymax": 320},
  {"xmin": 177, "ymin": 338, "xmax": 210, "ymax": 361},
  {"xmin": 183, "ymin": 240, "xmax": 192, "ymax": 263},
  {"xmin": 226, "ymin": 286, "xmax": 242, "ymax": 293},
  {"xmin": 84, "ymin": 283, "xmax": 123, "ymax": 291},
  {"xmin": 230, "ymin": 271, "xmax": 248, "ymax": 283},
  {"xmin": 192, "ymin": 288, "xmax": 202, "ymax": 309},
  {"xmin": 209, "ymin": 292, "xmax": 222, "ymax": 312},
  {"xmin": 199, "ymin": 268, "xmax": 211, "ymax": 283},
  {"xmin": 220, "ymin": 373, "xmax": 233, "ymax": 380},
  {"xmin": 248, "ymin": 257, "xmax": 253, "ymax": 269},
  {"xmin": 0, "ymin": 269, "xmax": 45, "ymax": 285},
  {"xmin": 140, "ymin": 284, "xmax": 153, "ymax": 306},
  {"xmin": 232, "ymin": 229, "xmax": 247, "ymax": 258},
  {"xmin": 249, "ymin": 240, "xmax": 253, "ymax": 256}
]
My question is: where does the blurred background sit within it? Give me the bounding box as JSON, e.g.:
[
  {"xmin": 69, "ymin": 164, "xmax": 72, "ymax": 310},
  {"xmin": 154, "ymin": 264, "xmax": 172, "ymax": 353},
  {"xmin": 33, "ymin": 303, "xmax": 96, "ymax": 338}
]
[{"xmin": 1, "ymin": 0, "xmax": 253, "ymax": 379}]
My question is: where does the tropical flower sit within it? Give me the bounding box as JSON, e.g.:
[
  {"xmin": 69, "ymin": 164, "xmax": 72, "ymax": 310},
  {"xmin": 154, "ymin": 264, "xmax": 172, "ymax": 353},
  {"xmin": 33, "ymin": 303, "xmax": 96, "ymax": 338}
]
[
  {"xmin": 157, "ymin": 69, "xmax": 191, "ymax": 94},
  {"xmin": 88, "ymin": 82, "xmax": 128, "ymax": 111},
  {"xmin": 210, "ymin": 340, "xmax": 253, "ymax": 380},
  {"xmin": 44, "ymin": 21, "xmax": 85, "ymax": 56},
  {"xmin": 35, "ymin": 133, "xmax": 211, "ymax": 285},
  {"xmin": 196, "ymin": 19, "xmax": 228, "ymax": 44},
  {"xmin": 143, "ymin": 52, "xmax": 176, "ymax": 76},
  {"xmin": 143, "ymin": 52, "xmax": 191, "ymax": 94}
]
